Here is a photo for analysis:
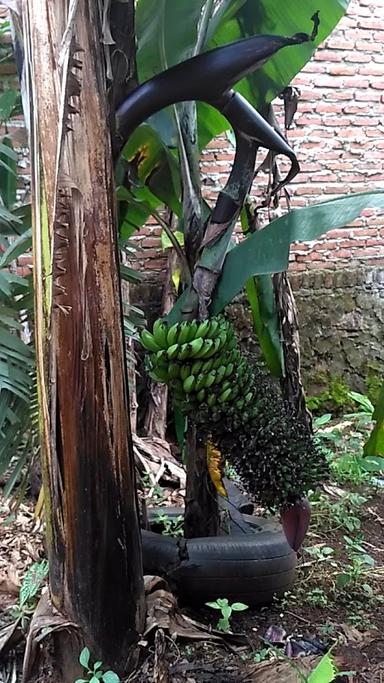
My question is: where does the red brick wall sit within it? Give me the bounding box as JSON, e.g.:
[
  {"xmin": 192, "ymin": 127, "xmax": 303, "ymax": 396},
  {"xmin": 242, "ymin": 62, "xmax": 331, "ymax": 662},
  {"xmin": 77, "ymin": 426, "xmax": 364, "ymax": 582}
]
[{"xmin": 135, "ymin": 0, "xmax": 384, "ymax": 279}]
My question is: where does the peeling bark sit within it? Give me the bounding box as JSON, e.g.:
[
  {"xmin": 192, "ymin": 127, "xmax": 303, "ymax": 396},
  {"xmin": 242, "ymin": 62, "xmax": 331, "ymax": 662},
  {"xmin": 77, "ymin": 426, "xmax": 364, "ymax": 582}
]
[
  {"xmin": 273, "ymin": 272, "xmax": 312, "ymax": 431},
  {"xmin": 184, "ymin": 425, "xmax": 219, "ymax": 539},
  {"xmin": 25, "ymin": 0, "xmax": 144, "ymax": 675},
  {"xmin": 144, "ymin": 247, "xmax": 178, "ymax": 440}
]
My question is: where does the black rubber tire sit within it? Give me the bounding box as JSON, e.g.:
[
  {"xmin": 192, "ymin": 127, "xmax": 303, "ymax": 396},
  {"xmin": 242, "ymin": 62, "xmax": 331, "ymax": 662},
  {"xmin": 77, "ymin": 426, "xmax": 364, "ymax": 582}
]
[{"xmin": 142, "ymin": 513, "xmax": 296, "ymax": 606}]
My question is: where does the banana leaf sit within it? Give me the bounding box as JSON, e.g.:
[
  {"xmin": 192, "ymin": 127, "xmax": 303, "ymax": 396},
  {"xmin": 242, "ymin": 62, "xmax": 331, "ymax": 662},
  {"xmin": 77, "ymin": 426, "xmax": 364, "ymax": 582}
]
[
  {"xmin": 136, "ymin": 0, "xmax": 349, "ymax": 147},
  {"xmin": 212, "ymin": 191, "xmax": 384, "ymax": 313},
  {"xmin": 245, "ymin": 276, "xmax": 283, "ymax": 376},
  {"xmin": 168, "ymin": 192, "xmax": 384, "ymax": 321},
  {"xmin": 364, "ymin": 383, "xmax": 384, "ymax": 458},
  {"xmin": 124, "ymin": 0, "xmax": 349, "ymax": 227}
]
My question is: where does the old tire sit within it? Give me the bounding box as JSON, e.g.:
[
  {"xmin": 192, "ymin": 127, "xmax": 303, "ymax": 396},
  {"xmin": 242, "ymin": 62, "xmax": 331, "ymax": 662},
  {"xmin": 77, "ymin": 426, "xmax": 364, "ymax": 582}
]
[{"xmin": 142, "ymin": 512, "xmax": 296, "ymax": 605}]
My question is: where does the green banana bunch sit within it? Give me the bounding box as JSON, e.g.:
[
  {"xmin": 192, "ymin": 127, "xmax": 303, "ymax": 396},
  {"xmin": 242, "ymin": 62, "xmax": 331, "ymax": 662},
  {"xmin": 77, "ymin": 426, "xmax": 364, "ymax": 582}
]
[{"xmin": 140, "ymin": 315, "xmax": 261, "ymax": 427}]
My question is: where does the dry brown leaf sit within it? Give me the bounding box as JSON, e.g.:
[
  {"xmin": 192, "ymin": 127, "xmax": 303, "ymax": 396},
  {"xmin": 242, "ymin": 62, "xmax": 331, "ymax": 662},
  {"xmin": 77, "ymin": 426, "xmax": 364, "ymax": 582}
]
[
  {"xmin": 0, "ymin": 576, "xmax": 20, "ymax": 595},
  {"xmin": 0, "ymin": 619, "xmax": 23, "ymax": 658},
  {"xmin": 144, "ymin": 582, "xmax": 246, "ymax": 650},
  {"xmin": 22, "ymin": 591, "xmax": 79, "ymax": 683},
  {"xmin": 246, "ymin": 655, "xmax": 321, "ymax": 682}
]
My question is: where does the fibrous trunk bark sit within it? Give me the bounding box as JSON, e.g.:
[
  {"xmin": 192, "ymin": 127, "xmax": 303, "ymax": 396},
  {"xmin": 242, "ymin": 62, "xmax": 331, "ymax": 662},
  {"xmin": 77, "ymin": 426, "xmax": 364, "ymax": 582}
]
[
  {"xmin": 143, "ymin": 246, "xmax": 178, "ymax": 439},
  {"xmin": 183, "ymin": 424, "xmax": 219, "ymax": 539},
  {"xmin": 273, "ymin": 272, "xmax": 312, "ymax": 431},
  {"xmin": 25, "ymin": 0, "xmax": 144, "ymax": 676}
]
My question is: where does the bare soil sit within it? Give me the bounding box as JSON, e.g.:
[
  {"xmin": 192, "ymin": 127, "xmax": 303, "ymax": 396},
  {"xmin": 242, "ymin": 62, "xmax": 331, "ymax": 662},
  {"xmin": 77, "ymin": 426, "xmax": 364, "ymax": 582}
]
[{"xmin": 1, "ymin": 486, "xmax": 384, "ymax": 682}]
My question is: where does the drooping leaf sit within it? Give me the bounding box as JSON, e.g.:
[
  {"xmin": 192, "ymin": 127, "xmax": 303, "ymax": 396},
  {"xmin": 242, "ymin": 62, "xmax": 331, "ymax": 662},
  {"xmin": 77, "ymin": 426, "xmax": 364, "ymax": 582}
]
[
  {"xmin": 207, "ymin": 440, "xmax": 227, "ymax": 498},
  {"xmin": 168, "ymin": 191, "xmax": 384, "ymax": 322},
  {"xmin": 136, "ymin": 0, "xmax": 207, "ymax": 81},
  {"xmin": 135, "ymin": 0, "xmax": 350, "ymax": 147},
  {"xmin": 205, "ymin": 0, "xmax": 349, "ymax": 120},
  {"xmin": 212, "ymin": 192, "xmax": 384, "ymax": 313},
  {"xmin": 120, "ymin": 124, "xmax": 181, "ymax": 224},
  {"xmin": 245, "ymin": 276, "xmax": 283, "ymax": 377},
  {"xmin": 0, "ymin": 228, "xmax": 32, "ymax": 268}
]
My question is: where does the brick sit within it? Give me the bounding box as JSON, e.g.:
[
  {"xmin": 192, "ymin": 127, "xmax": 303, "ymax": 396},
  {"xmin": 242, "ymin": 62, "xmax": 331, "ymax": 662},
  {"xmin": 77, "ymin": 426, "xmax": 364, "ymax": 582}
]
[
  {"xmin": 358, "ymin": 65, "xmax": 384, "ymax": 76},
  {"xmin": 354, "ymin": 90, "xmax": 382, "ymax": 101},
  {"xmin": 328, "ymin": 65, "xmax": 356, "ymax": 76},
  {"xmin": 355, "ymin": 40, "xmax": 382, "ymax": 52},
  {"xmin": 370, "ymin": 80, "xmax": 384, "ymax": 89},
  {"xmin": 344, "ymin": 53, "xmax": 371, "ymax": 63},
  {"xmin": 343, "ymin": 77, "xmax": 369, "ymax": 88},
  {"xmin": 358, "ymin": 19, "xmax": 384, "ymax": 30},
  {"xmin": 316, "ymin": 50, "xmax": 343, "ymax": 62}
]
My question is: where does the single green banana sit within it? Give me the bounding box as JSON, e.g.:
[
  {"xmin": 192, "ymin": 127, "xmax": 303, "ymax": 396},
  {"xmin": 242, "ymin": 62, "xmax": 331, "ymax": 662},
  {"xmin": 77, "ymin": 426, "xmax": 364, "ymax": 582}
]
[
  {"xmin": 167, "ymin": 323, "xmax": 180, "ymax": 347},
  {"xmin": 185, "ymin": 320, "xmax": 198, "ymax": 342},
  {"xmin": 141, "ymin": 329, "xmax": 161, "ymax": 353},
  {"xmin": 217, "ymin": 331, "xmax": 228, "ymax": 352},
  {"xmin": 214, "ymin": 366, "xmax": 226, "ymax": 384},
  {"xmin": 207, "ymin": 393, "xmax": 217, "ymax": 407},
  {"xmin": 224, "ymin": 363, "xmax": 234, "ymax": 378},
  {"xmin": 167, "ymin": 343, "xmax": 180, "ymax": 360},
  {"xmin": 201, "ymin": 358, "xmax": 214, "ymax": 373},
  {"xmin": 170, "ymin": 378, "xmax": 183, "ymax": 393},
  {"xmin": 152, "ymin": 319, "xmax": 168, "ymax": 348},
  {"xmin": 195, "ymin": 319, "xmax": 210, "ymax": 339},
  {"xmin": 221, "ymin": 380, "xmax": 231, "ymax": 392},
  {"xmin": 218, "ymin": 387, "xmax": 232, "ymax": 403},
  {"xmin": 245, "ymin": 391, "xmax": 253, "ymax": 403},
  {"xmin": 197, "ymin": 388, "xmax": 206, "ymax": 403},
  {"xmin": 155, "ymin": 349, "xmax": 168, "ymax": 364},
  {"xmin": 212, "ymin": 356, "xmax": 223, "ymax": 370},
  {"xmin": 150, "ymin": 366, "xmax": 169, "ymax": 382},
  {"xmin": 176, "ymin": 321, "xmax": 191, "ymax": 346},
  {"xmin": 168, "ymin": 362, "xmax": 180, "ymax": 380},
  {"xmin": 183, "ymin": 375, "xmax": 196, "ymax": 394},
  {"xmin": 236, "ymin": 399, "xmax": 245, "ymax": 410},
  {"xmin": 194, "ymin": 373, "xmax": 206, "ymax": 392},
  {"xmin": 198, "ymin": 338, "xmax": 216, "ymax": 358},
  {"xmin": 207, "ymin": 318, "xmax": 219, "ymax": 338},
  {"xmin": 189, "ymin": 337, "xmax": 205, "ymax": 357},
  {"xmin": 227, "ymin": 335, "xmax": 237, "ymax": 351},
  {"xmin": 180, "ymin": 364, "xmax": 192, "ymax": 382},
  {"xmin": 204, "ymin": 336, "xmax": 222, "ymax": 358},
  {"xmin": 191, "ymin": 359, "xmax": 204, "ymax": 375},
  {"xmin": 178, "ymin": 342, "xmax": 193, "ymax": 361},
  {"xmin": 204, "ymin": 372, "xmax": 216, "ymax": 389}
]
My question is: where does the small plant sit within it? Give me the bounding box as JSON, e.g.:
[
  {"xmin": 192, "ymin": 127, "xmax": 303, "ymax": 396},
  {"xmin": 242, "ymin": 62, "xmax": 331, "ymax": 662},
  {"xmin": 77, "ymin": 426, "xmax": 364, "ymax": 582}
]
[
  {"xmin": 76, "ymin": 647, "xmax": 119, "ymax": 683},
  {"xmin": 306, "ymin": 587, "xmax": 329, "ymax": 608},
  {"xmin": 336, "ymin": 535, "xmax": 375, "ymax": 595},
  {"xmin": 11, "ymin": 560, "xmax": 49, "ymax": 629},
  {"xmin": 252, "ymin": 647, "xmax": 271, "ymax": 663},
  {"xmin": 319, "ymin": 622, "xmax": 336, "ymax": 637},
  {"xmin": 307, "ymin": 375, "xmax": 354, "ymax": 414},
  {"xmin": 141, "ymin": 472, "xmax": 167, "ymax": 504},
  {"xmin": 310, "ymin": 491, "xmax": 367, "ymax": 534},
  {"xmin": 305, "ymin": 545, "xmax": 337, "ymax": 565},
  {"xmin": 154, "ymin": 512, "xmax": 184, "ymax": 537},
  {"xmin": 206, "ymin": 597, "xmax": 248, "ymax": 632},
  {"xmin": 223, "ymin": 460, "xmax": 241, "ymax": 483}
]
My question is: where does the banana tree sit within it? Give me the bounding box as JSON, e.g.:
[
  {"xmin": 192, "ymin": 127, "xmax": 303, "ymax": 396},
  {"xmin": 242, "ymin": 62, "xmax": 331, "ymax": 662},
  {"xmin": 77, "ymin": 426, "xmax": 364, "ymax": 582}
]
[
  {"xmin": 22, "ymin": 0, "xmax": 144, "ymax": 677},
  {"xmin": 119, "ymin": 0, "xmax": 384, "ymax": 538}
]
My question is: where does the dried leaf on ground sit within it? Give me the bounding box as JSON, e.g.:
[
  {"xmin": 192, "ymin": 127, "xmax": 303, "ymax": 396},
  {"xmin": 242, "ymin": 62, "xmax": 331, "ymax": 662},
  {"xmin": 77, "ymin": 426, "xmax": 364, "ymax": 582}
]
[
  {"xmin": 22, "ymin": 591, "xmax": 79, "ymax": 683},
  {"xmin": 133, "ymin": 435, "xmax": 186, "ymax": 487},
  {"xmin": 0, "ymin": 619, "xmax": 23, "ymax": 658},
  {"xmin": 144, "ymin": 577, "xmax": 247, "ymax": 650}
]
